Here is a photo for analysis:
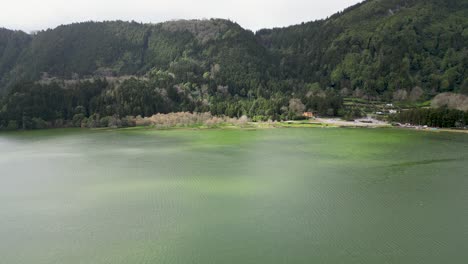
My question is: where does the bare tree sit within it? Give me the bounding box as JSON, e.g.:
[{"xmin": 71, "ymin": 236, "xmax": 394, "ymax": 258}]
[
  {"xmin": 431, "ymin": 93, "xmax": 468, "ymax": 111},
  {"xmin": 289, "ymin": 99, "xmax": 306, "ymax": 116}
]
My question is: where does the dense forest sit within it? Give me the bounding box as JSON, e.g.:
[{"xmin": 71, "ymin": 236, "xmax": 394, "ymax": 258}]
[
  {"xmin": 258, "ymin": 0, "xmax": 468, "ymax": 98},
  {"xmin": 0, "ymin": 0, "xmax": 467, "ymax": 129}
]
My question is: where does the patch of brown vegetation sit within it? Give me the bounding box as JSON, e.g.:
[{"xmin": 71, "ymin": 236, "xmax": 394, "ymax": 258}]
[
  {"xmin": 431, "ymin": 93, "xmax": 468, "ymax": 111},
  {"xmin": 135, "ymin": 112, "xmax": 249, "ymax": 128}
]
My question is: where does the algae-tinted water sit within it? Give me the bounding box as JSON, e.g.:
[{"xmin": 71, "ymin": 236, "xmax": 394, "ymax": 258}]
[{"xmin": 0, "ymin": 128, "xmax": 467, "ymax": 263}]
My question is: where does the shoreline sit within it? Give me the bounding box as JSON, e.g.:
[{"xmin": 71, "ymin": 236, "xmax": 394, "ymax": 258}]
[
  {"xmin": 92, "ymin": 121, "xmax": 468, "ymax": 134},
  {"xmin": 284, "ymin": 119, "xmax": 468, "ymax": 134},
  {"xmin": 1, "ymin": 120, "xmax": 467, "ymax": 134}
]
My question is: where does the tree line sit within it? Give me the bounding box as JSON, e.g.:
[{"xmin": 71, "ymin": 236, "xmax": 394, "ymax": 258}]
[
  {"xmin": 0, "ymin": 73, "xmax": 344, "ymax": 130},
  {"xmin": 390, "ymin": 108, "xmax": 468, "ymax": 128}
]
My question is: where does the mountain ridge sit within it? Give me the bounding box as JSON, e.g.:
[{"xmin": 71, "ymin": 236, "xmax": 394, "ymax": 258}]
[
  {"xmin": 0, "ymin": 0, "xmax": 467, "ymax": 129},
  {"xmin": 1, "ymin": 0, "xmax": 466, "ymax": 97}
]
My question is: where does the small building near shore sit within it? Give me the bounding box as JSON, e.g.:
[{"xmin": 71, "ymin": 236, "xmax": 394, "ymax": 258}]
[{"xmin": 303, "ymin": 112, "xmax": 314, "ymax": 118}]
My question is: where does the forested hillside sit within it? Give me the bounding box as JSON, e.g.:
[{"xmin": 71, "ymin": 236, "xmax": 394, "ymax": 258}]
[
  {"xmin": 0, "ymin": 28, "xmax": 31, "ymax": 89},
  {"xmin": 0, "ymin": 0, "xmax": 467, "ymax": 129},
  {"xmin": 0, "ymin": 19, "xmax": 272, "ymax": 94},
  {"xmin": 258, "ymin": 0, "xmax": 468, "ymax": 99}
]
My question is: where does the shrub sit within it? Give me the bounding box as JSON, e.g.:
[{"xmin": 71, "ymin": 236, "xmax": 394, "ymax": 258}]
[
  {"xmin": 99, "ymin": 116, "xmax": 111, "ymax": 127},
  {"xmin": 6, "ymin": 120, "xmax": 18, "ymax": 130},
  {"xmin": 121, "ymin": 116, "xmax": 136, "ymax": 127},
  {"xmin": 32, "ymin": 118, "xmax": 48, "ymax": 129},
  {"xmin": 72, "ymin": 114, "xmax": 86, "ymax": 127}
]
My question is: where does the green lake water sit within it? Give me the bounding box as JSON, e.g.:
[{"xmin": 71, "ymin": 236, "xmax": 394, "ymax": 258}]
[{"xmin": 0, "ymin": 128, "xmax": 467, "ymax": 263}]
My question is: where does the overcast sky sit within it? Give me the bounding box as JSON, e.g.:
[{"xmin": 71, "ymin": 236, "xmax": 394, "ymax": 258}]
[{"xmin": 1, "ymin": 0, "xmax": 362, "ymax": 32}]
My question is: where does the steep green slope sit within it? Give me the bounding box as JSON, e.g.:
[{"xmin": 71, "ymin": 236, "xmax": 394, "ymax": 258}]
[
  {"xmin": 0, "ymin": 28, "xmax": 31, "ymax": 89},
  {"xmin": 0, "ymin": 19, "xmax": 272, "ymax": 94},
  {"xmin": 257, "ymin": 0, "xmax": 468, "ymax": 99},
  {"xmin": 1, "ymin": 0, "xmax": 467, "ymax": 99}
]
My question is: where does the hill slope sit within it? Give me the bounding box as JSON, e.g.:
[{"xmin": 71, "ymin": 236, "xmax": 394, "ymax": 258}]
[
  {"xmin": 0, "ymin": 0, "xmax": 467, "ymax": 129},
  {"xmin": 1, "ymin": 0, "xmax": 467, "ymax": 98},
  {"xmin": 257, "ymin": 0, "xmax": 468, "ymax": 99},
  {"xmin": 0, "ymin": 19, "xmax": 272, "ymax": 95},
  {"xmin": 0, "ymin": 28, "xmax": 31, "ymax": 89}
]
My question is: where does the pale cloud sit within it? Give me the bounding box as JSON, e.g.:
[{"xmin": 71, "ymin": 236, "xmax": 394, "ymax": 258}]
[{"xmin": 0, "ymin": 0, "xmax": 362, "ymax": 32}]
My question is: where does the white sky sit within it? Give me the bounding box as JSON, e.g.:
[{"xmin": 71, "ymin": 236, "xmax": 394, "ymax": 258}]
[{"xmin": 1, "ymin": 0, "xmax": 362, "ymax": 32}]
